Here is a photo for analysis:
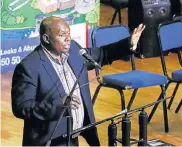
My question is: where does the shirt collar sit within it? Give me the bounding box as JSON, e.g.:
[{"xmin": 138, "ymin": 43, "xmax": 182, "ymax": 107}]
[{"xmin": 41, "ymin": 44, "xmax": 69, "ymax": 64}]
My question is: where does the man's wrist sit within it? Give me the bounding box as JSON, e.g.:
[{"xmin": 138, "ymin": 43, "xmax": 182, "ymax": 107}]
[
  {"xmin": 130, "ymin": 40, "xmax": 135, "ymax": 50},
  {"xmin": 130, "ymin": 40, "xmax": 138, "ymax": 52}
]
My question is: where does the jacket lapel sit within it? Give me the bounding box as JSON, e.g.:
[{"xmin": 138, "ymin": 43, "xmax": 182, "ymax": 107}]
[
  {"xmin": 37, "ymin": 46, "xmax": 66, "ymax": 98},
  {"xmin": 37, "ymin": 42, "xmax": 86, "ymax": 98}
]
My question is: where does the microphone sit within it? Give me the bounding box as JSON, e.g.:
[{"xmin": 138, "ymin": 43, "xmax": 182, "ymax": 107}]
[{"xmin": 79, "ymin": 49, "xmax": 102, "ymax": 69}]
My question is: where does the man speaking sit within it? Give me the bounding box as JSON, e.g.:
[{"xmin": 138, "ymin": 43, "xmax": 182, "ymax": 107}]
[{"xmin": 11, "ymin": 16, "xmax": 145, "ymax": 146}]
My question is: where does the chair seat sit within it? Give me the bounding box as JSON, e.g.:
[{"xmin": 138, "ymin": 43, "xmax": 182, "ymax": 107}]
[
  {"xmin": 103, "ymin": 70, "xmax": 168, "ymax": 89},
  {"xmin": 172, "ymin": 69, "xmax": 182, "ymax": 81}
]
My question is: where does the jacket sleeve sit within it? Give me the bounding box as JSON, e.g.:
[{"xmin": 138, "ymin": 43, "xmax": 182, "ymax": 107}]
[
  {"xmin": 86, "ymin": 37, "xmax": 133, "ymax": 70},
  {"xmin": 11, "ymin": 63, "xmax": 63, "ymax": 121}
]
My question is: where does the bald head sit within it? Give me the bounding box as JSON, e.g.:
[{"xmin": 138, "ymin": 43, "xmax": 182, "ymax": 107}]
[
  {"xmin": 40, "ymin": 16, "xmax": 71, "ymax": 55},
  {"xmin": 40, "ymin": 16, "xmax": 69, "ymax": 37}
]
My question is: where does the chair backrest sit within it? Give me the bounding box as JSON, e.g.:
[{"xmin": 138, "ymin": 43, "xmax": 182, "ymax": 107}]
[
  {"xmin": 172, "ymin": 14, "xmax": 182, "ymax": 67},
  {"xmin": 91, "ymin": 24, "xmax": 136, "ymax": 80},
  {"xmin": 158, "ymin": 20, "xmax": 182, "ymax": 76},
  {"xmin": 158, "ymin": 21, "xmax": 182, "ymax": 52},
  {"xmin": 92, "ymin": 24, "xmax": 130, "ymax": 48}
]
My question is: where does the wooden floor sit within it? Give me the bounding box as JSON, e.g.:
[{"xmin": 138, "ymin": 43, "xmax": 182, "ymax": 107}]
[{"xmin": 1, "ymin": 4, "xmax": 182, "ymax": 146}]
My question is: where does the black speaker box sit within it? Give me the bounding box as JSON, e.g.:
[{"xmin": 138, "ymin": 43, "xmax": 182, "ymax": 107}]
[{"xmin": 128, "ymin": 0, "xmax": 172, "ymax": 58}]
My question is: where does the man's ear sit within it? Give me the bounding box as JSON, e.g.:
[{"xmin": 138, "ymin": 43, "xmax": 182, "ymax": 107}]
[{"xmin": 42, "ymin": 34, "xmax": 50, "ymax": 44}]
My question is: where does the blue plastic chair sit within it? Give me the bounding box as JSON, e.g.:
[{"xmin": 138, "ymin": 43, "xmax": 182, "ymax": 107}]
[
  {"xmin": 148, "ymin": 21, "xmax": 182, "ymax": 117},
  {"xmin": 91, "ymin": 24, "xmax": 169, "ymax": 132},
  {"xmin": 170, "ymin": 14, "xmax": 182, "ymax": 113}
]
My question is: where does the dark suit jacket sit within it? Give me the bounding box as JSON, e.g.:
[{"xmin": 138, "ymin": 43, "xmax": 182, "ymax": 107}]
[{"xmin": 11, "ymin": 39, "xmax": 130, "ymax": 146}]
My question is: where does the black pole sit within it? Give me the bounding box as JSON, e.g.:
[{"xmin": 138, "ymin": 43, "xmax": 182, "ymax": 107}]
[
  {"xmin": 45, "ymin": 97, "xmax": 71, "ymax": 147},
  {"xmin": 138, "ymin": 109, "xmax": 148, "ymax": 146},
  {"xmin": 66, "ymin": 115, "xmax": 72, "ymax": 146},
  {"xmin": 45, "ymin": 62, "xmax": 87, "ymax": 146},
  {"xmin": 122, "ymin": 114, "xmax": 131, "ymax": 146},
  {"xmin": 108, "ymin": 120, "xmax": 117, "ymax": 146}
]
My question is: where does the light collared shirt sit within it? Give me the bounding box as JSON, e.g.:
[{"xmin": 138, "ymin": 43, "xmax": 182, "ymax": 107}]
[{"xmin": 42, "ymin": 45, "xmax": 84, "ymax": 133}]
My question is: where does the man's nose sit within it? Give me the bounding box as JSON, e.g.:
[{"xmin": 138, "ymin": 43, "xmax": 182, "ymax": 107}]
[{"xmin": 66, "ymin": 34, "xmax": 71, "ymax": 42}]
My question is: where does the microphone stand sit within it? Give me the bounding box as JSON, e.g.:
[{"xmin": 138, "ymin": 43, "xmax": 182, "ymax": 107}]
[{"xmin": 45, "ymin": 61, "xmax": 88, "ymax": 147}]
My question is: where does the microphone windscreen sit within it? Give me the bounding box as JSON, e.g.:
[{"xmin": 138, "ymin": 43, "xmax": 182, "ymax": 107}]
[{"xmin": 79, "ymin": 49, "xmax": 87, "ymax": 56}]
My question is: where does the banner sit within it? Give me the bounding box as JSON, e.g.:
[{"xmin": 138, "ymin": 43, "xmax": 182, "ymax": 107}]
[{"xmin": 0, "ymin": 0, "xmax": 100, "ymax": 73}]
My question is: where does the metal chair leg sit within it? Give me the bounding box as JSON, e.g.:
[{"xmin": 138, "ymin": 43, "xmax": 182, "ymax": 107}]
[
  {"xmin": 175, "ymin": 99, "xmax": 182, "ymax": 113},
  {"xmin": 168, "ymin": 83, "xmax": 179, "ymax": 109},
  {"xmin": 111, "ymin": 9, "xmax": 122, "ymax": 24},
  {"xmin": 161, "ymin": 85, "xmax": 169, "ymax": 133},
  {"xmin": 118, "ymin": 9, "xmax": 122, "ymax": 24},
  {"xmin": 119, "ymin": 90, "xmax": 126, "ymax": 110},
  {"xmin": 127, "ymin": 89, "xmax": 138, "ymax": 110},
  {"xmin": 148, "ymin": 94, "xmax": 162, "ymax": 123},
  {"xmin": 148, "ymin": 83, "xmax": 169, "ymax": 123},
  {"xmin": 92, "ymin": 84, "xmax": 102, "ymax": 105},
  {"xmin": 110, "ymin": 10, "xmax": 118, "ymax": 25}
]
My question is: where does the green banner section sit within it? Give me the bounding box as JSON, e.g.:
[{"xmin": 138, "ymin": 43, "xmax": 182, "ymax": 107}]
[
  {"xmin": 0, "ymin": 0, "xmax": 100, "ymax": 73},
  {"xmin": 1, "ymin": 0, "xmax": 100, "ymax": 30}
]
